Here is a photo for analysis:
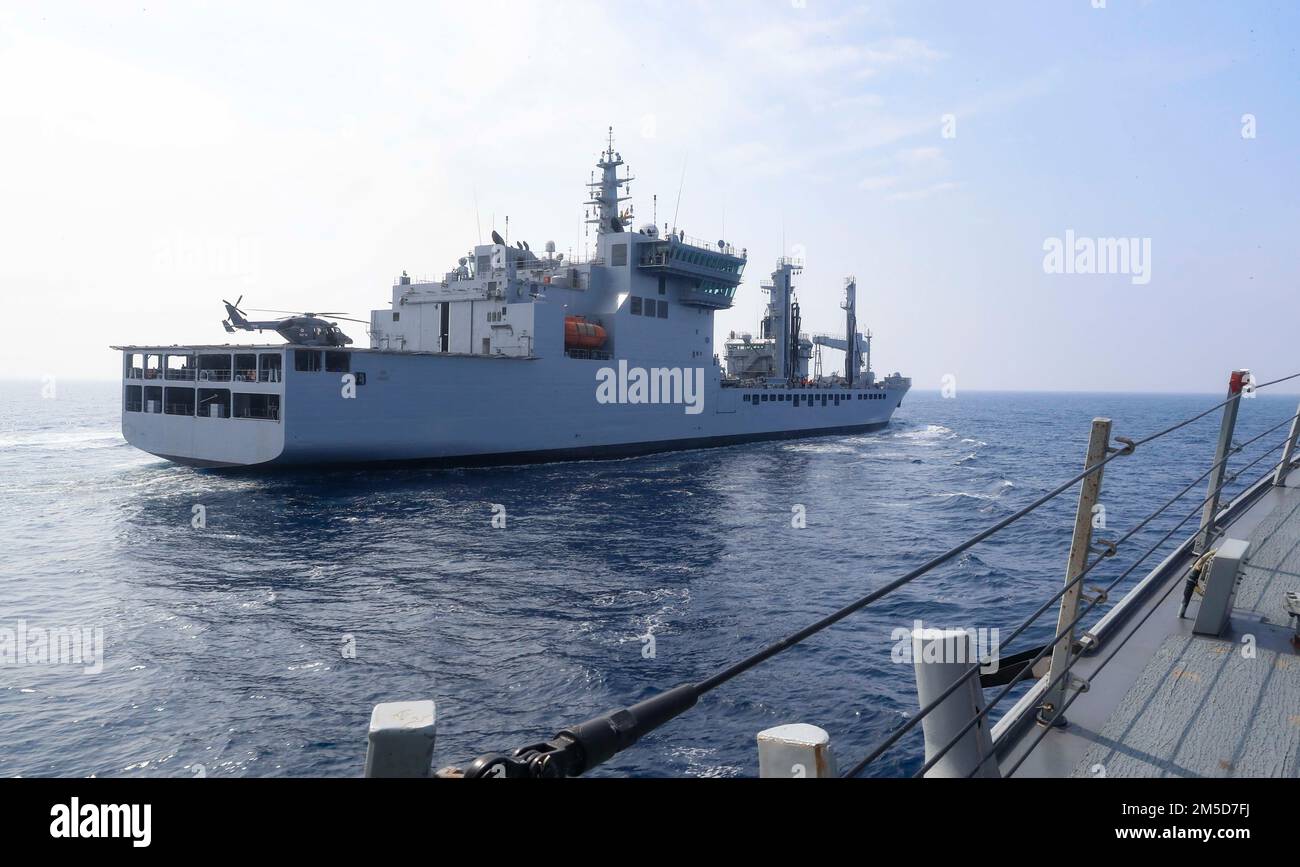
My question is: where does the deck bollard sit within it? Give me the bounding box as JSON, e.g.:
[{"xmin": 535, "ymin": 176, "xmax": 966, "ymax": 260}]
[
  {"xmin": 756, "ymin": 723, "xmax": 837, "ymax": 778},
  {"xmin": 365, "ymin": 701, "xmax": 437, "ymax": 778},
  {"xmin": 912, "ymin": 628, "xmax": 999, "ymax": 778}
]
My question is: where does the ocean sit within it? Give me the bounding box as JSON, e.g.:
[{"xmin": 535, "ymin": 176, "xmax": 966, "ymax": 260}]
[{"xmin": 1, "ymin": 381, "xmax": 1295, "ymax": 777}]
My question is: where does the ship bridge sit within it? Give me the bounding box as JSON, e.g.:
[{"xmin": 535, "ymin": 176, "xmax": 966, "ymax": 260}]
[{"xmin": 637, "ymin": 231, "xmax": 746, "ymax": 309}]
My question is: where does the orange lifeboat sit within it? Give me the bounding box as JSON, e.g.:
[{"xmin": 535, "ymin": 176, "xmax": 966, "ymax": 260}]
[{"xmin": 564, "ymin": 316, "xmax": 607, "ymax": 350}]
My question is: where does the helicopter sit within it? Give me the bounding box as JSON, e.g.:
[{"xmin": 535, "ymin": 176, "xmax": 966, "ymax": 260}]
[{"xmin": 221, "ymin": 297, "xmax": 367, "ymax": 347}]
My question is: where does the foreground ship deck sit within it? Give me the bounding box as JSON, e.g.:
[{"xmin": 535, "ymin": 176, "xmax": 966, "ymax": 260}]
[{"xmin": 999, "ymin": 471, "xmax": 1300, "ymax": 777}]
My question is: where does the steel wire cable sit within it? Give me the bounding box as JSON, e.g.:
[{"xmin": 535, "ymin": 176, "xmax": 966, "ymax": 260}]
[
  {"xmin": 694, "ymin": 445, "xmax": 1132, "ymax": 694},
  {"xmin": 1126, "ymin": 372, "xmax": 1297, "ymax": 449}
]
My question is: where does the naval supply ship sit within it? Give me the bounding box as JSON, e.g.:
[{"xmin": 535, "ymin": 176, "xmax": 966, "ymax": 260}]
[{"xmin": 113, "ymin": 133, "xmax": 910, "ymax": 468}]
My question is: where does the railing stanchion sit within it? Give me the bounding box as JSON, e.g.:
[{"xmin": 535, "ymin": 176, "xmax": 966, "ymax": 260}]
[
  {"xmin": 1039, "ymin": 417, "xmax": 1112, "ymax": 727},
  {"xmin": 1194, "ymin": 370, "xmax": 1248, "ymax": 553},
  {"xmin": 911, "ymin": 628, "xmax": 999, "ymax": 777},
  {"xmin": 756, "ymin": 724, "xmax": 837, "ymax": 778},
  {"xmin": 1273, "ymin": 398, "xmax": 1300, "ymax": 487}
]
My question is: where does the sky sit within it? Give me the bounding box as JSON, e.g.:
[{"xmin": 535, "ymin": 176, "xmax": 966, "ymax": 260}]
[{"xmin": 1, "ymin": 0, "xmax": 1297, "ymax": 392}]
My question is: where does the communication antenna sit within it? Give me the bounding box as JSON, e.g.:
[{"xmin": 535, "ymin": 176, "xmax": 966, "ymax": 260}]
[
  {"xmin": 671, "ymin": 157, "xmax": 687, "ymax": 231},
  {"xmin": 653, "ymin": 194, "xmax": 658, "ymax": 226},
  {"xmin": 474, "ymin": 187, "xmax": 482, "ymax": 244}
]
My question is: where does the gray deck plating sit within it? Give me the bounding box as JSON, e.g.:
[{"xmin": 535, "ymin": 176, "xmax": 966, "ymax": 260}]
[{"xmin": 1000, "ymin": 472, "xmax": 1300, "ymax": 778}]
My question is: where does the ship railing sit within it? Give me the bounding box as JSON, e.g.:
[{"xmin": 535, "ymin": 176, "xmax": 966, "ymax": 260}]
[
  {"xmin": 164, "ymin": 369, "xmax": 197, "ymax": 381},
  {"xmin": 196, "ymin": 370, "xmax": 232, "ymax": 383},
  {"xmin": 236, "ymin": 407, "xmax": 280, "ymax": 421},
  {"xmin": 362, "ymin": 368, "xmax": 1300, "ymax": 779},
  {"xmin": 666, "ymin": 230, "xmax": 744, "ymax": 258}
]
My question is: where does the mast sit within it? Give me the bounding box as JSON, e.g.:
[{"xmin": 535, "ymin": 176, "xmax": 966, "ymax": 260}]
[
  {"xmin": 585, "ymin": 127, "xmax": 635, "ymax": 235},
  {"xmin": 843, "ymin": 277, "xmax": 857, "ymax": 387},
  {"xmin": 765, "ymin": 259, "xmax": 801, "ymax": 382}
]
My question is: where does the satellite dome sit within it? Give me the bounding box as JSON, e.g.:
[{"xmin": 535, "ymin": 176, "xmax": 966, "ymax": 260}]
[{"xmin": 641, "ymin": 223, "xmax": 659, "ymax": 238}]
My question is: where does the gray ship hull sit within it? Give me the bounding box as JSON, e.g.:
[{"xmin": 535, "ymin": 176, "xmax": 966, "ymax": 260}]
[{"xmin": 117, "ymin": 347, "xmax": 908, "ymax": 468}]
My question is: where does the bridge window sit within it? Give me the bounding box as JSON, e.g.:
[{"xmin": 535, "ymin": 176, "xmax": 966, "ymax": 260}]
[
  {"xmin": 630, "ymin": 297, "xmax": 642, "ymax": 316},
  {"xmin": 657, "ymin": 300, "xmax": 668, "ymax": 318},
  {"xmin": 325, "ymin": 351, "xmax": 350, "ymax": 373},
  {"xmin": 198, "ymin": 388, "xmax": 231, "ymax": 418},
  {"xmin": 164, "ymin": 387, "xmax": 195, "ymax": 416},
  {"xmin": 234, "ymin": 393, "xmax": 280, "ymax": 421},
  {"xmin": 144, "ymin": 354, "xmax": 162, "ymax": 380},
  {"xmin": 124, "ymin": 353, "xmax": 144, "ymax": 379},
  {"xmin": 124, "ymin": 385, "xmax": 143, "ymax": 412},
  {"xmin": 144, "ymin": 386, "xmax": 162, "ymax": 412},
  {"xmin": 612, "ymin": 243, "xmax": 627, "ymax": 266},
  {"xmin": 295, "ymin": 350, "xmax": 322, "ymax": 372}
]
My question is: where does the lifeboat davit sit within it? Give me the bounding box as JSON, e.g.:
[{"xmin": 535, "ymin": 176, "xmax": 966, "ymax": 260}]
[{"xmin": 564, "ymin": 316, "xmax": 607, "ymax": 350}]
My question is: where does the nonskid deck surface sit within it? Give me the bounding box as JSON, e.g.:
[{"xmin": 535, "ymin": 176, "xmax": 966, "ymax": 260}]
[{"xmin": 1003, "ymin": 474, "xmax": 1300, "ymax": 778}]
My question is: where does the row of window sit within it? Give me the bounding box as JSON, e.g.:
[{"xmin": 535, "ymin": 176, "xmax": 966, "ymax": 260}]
[
  {"xmin": 629, "ymin": 297, "xmax": 669, "ymax": 318},
  {"xmin": 126, "ymin": 350, "xmax": 356, "ymax": 380},
  {"xmin": 124, "ymin": 386, "xmax": 281, "ymax": 421},
  {"xmin": 669, "ymin": 246, "xmax": 744, "ymax": 275},
  {"xmin": 294, "ymin": 350, "xmax": 352, "ymax": 373},
  {"xmin": 743, "ymin": 391, "xmax": 889, "ymax": 406},
  {"xmin": 125, "ymin": 351, "xmax": 283, "ymax": 383}
]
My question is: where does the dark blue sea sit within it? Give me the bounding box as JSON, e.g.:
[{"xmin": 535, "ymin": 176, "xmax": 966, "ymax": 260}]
[{"xmin": 2, "ymin": 382, "xmax": 1296, "ymax": 777}]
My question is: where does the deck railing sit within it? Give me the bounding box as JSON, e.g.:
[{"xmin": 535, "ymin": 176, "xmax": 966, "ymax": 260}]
[{"xmin": 362, "ymin": 368, "xmax": 1300, "ymax": 778}]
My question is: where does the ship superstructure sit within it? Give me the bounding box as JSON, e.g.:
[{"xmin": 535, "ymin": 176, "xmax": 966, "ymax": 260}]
[{"xmin": 113, "ymin": 132, "xmax": 910, "ymax": 468}]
